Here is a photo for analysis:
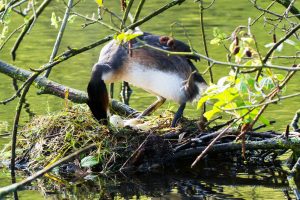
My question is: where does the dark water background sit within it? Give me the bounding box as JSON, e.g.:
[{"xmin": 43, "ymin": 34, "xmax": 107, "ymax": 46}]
[{"xmin": 0, "ymin": 0, "xmax": 299, "ymax": 199}]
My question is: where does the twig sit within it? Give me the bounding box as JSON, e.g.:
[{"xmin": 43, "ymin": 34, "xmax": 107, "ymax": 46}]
[
  {"xmin": 0, "ymin": 133, "xmax": 10, "ymax": 137},
  {"xmin": 11, "ymin": 0, "xmax": 52, "ymax": 60},
  {"xmin": 270, "ymin": 55, "xmax": 300, "ymax": 59},
  {"xmin": 0, "ymin": 0, "xmax": 19, "ymax": 21},
  {"xmin": 72, "ymin": 12, "xmax": 120, "ymax": 32},
  {"xmin": 120, "ymin": 0, "xmax": 134, "ymax": 30},
  {"xmin": 222, "ymin": 92, "xmax": 300, "ymax": 111},
  {"xmin": 10, "ymin": 79, "xmax": 33, "ymax": 177},
  {"xmin": 127, "ymin": 0, "xmax": 185, "ymax": 30},
  {"xmin": 250, "ymin": 1, "xmax": 276, "ymax": 26},
  {"xmin": 236, "ymin": 65, "xmax": 299, "ymax": 140},
  {"xmin": 291, "ymin": 109, "xmax": 300, "ymax": 131},
  {"xmin": 133, "ymin": 0, "xmax": 145, "ymax": 23},
  {"xmin": 288, "ymin": 155, "xmax": 300, "ymax": 199},
  {"xmin": 12, "ymin": 78, "xmax": 35, "ymax": 118},
  {"xmin": 191, "ymin": 119, "xmax": 237, "ymax": 168},
  {"xmin": 135, "ymin": 39, "xmax": 300, "ymax": 72},
  {"xmin": 0, "ymin": 24, "xmax": 25, "ymax": 51},
  {"xmin": 27, "ymin": 0, "xmax": 37, "ymax": 32},
  {"xmin": 253, "ymin": 120, "xmax": 276, "ymax": 131},
  {"xmin": 249, "ymin": 0, "xmax": 282, "ymax": 18},
  {"xmin": 119, "ymin": 133, "xmax": 153, "ymax": 171},
  {"xmin": 209, "ymin": 118, "xmax": 235, "ymax": 131},
  {"xmin": 283, "ymin": 0, "xmax": 296, "ymax": 18},
  {"xmin": 0, "ymin": 144, "xmax": 96, "ymax": 197},
  {"xmin": 102, "ymin": 7, "xmax": 122, "ymax": 22},
  {"xmin": 263, "ymin": 23, "xmax": 300, "ymax": 63},
  {"xmin": 1, "ymin": 34, "xmax": 113, "ymax": 105},
  {"xmin": 189, "ymin": 71, "xmax": 298, "ymax": 168},
  {"xmin": 44, "ymin": 0, "xmax": 73, "ymax": 78},
  {"xmin": 199, "ymin": 1, "xmax": 213, "ymax": 83},
  {"xmin": 275, "ymin": 0, "xmax": 300, "ymax": 20}
]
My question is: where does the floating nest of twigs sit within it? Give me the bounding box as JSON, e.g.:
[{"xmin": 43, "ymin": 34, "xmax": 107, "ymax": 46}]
[
  {"xmin": 0, "ymin": 104, "xmax": 197, "ymax": 175},
  {"xmin": 1, "ymin": 103, "xmax": 299, "ymax": 179}
]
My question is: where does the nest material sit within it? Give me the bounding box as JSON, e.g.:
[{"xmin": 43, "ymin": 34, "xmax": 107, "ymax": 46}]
[
  {"xmin": 1, "ymin": 103, "xmax": 296, "ymax": 178},
  {"xmin": 4, "ymin": 104, "xmax": 193, "ymax": 173}
]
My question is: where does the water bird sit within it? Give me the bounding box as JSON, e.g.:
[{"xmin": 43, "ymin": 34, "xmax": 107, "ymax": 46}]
[{"xmin": 87, "ymin": 32, "xmax": 207, "ymax": 127}]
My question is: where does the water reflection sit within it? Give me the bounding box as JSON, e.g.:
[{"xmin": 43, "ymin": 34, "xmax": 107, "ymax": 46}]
[{"xmin": 32, "ymin": 160, "xmax": 292, "ymax": 200}]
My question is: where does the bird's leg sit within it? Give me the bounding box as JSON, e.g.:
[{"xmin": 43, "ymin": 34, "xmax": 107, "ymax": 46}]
[
  {"xmin": 137, "ymin": 96, "xmax": 166, "ymax": 118},
  {"xmin": 171, "ymin": 103, "xmax": 186, "ymax": 127},
  {"xmin": 120, "ymin": 81, "xmax": 132, "ymax": 105},
  {"xmin": 110, "ymin": 83, "xmax": 114, "ymax": 99}
]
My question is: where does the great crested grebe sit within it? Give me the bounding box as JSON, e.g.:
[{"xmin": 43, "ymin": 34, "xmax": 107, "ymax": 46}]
[{"xmin": 87, "ymin": 32, "xmax": 207, "ymax": 127}]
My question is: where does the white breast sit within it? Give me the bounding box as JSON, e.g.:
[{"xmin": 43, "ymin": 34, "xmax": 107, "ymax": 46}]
[{"xmin": 122, "ymin": 63, "xmax": 187, "ymax": 103}]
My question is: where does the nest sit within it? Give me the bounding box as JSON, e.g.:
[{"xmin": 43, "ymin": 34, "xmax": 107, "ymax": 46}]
[
  {"xmin": 1, "ymin": 103, "xmax": 297, "ymax": 179},
  {"xmin": 1, "ymin": 104, "xmax": 196, "ymax": 174}
]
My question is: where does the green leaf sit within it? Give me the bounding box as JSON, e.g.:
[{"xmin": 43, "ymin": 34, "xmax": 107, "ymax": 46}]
[
  {"xmin": 197, "ymin": 95, "xmax": 210, "ymax": 109},
  {"xmin": 68, "ymin": 15, "xmax": 76, "ymax": 23},
  {"xmin": 51, "ymin": 12, "xmax": 59, "ymax": 29},
  {"xmin": 243, "ymin": 60, "xmax": 253, "ymax": 66},
  {"xmin": 0, "ymin": 25, "xmax": 8, "ymax": 43},
  {"xmin": 213, "ymin": 27, "xmax": 220, "ymax": 37},
  {"xmin": 81, "ymin": 156, "xmax": 99, "ymax": 168},
  {"xmin": 258, "ymin": 115, "xmax": 270, "ymax": 126},
  {"xmin": 204, "ymin": 107, "xmax": 221, "ymax": 120},
  {"xmin": 274, "ymin": 74, "xmax": 285, "ymax": 82},
  {"xmin": 260, "ymin": 77, "xmax": 275, "ymax": 90},
  {"xmin": 210, "ymin": 38, "xmax": 221, "ymax": 45},
  {"xmin": 241, "ymin": 37, "xmax": 254, "ymax": 45}
]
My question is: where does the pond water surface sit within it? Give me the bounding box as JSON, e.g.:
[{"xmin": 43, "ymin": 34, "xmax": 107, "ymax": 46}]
[{"xmin": 0, "ymin": 0, "xmax": 299, "ymax": 199}]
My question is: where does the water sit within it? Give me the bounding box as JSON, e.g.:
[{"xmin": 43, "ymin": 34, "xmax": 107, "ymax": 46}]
[{"xmin": 0, "ymin": 0, "xmax": 299, "ymax": 199}]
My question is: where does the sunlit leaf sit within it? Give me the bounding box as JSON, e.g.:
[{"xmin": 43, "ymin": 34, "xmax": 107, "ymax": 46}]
[
  {"xmin": 197, "ymin": 95, "xmax": 210, "ymax": 109},
  {"xmin": 114, "ymin": 30, "xmax": 143, "ymax": 44},
  {"xmin": 0, "ymin": 25, "xmax": 8, "ymax": 42},
  {"xmin": 68, "ymin": 14, "xmax": 76, "ymax": 23},
  {"xmin": 274, "ymin": 74, "xmax": 285, "ymax": 82},
  {"xmin": 259, "ymin": 77, "xmax": 275, "ymax": 90},
  {"xmin": 217, "ymin": 76, "xmax": 229, "ymax": 87},
  {"xmin": 265, "ymin": 68, "xmax": 273, "ymax": 77},
  {"xmin": 210, "ymin": 38, "xmax": 221, "ymax": 45},
  {"xmin": 243, "ymin": 60, "xmax": 253, "ymax": 66},
  {"xmin": 95, "ymin": 0, "xmax": 103, "ymax": 7},
  {"xmin": 265, "ymin": 42, "xmax": 283, "ymax": 52},
  {"xmin": 238, "ymin": 79, "xmax": 248, "ymax": 93},
  {"xmin": 51, "ymin": 12, "xmax": 59, "ymax": 29},
  {"xmin": 0, "ymin": 2, "xmax": 4, "ymax": 10},
  {"xmin": 264, "ymin": 42, "xmax": 274, "ymax": 48},
  {"xmin": 284, "ymin": 39, "xmax": 296, "ymax": 46},
  {"xmin": 204, "ymin": 107, "xmax": 221, "ymax": 120},
  {"xmin": 81, "ymin": 156, "xmax": 99, "ymax": 168},
  {"xmin": 276, "ymin": 43, "xmax": 284, "ymax": 52},
  {"xmin": 2, "ymin": 8, "xmax": 12, "ymax": 24},
  {"xmin": 241, "ymin": 37, "xmax": 254, "ymax": 45}
]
